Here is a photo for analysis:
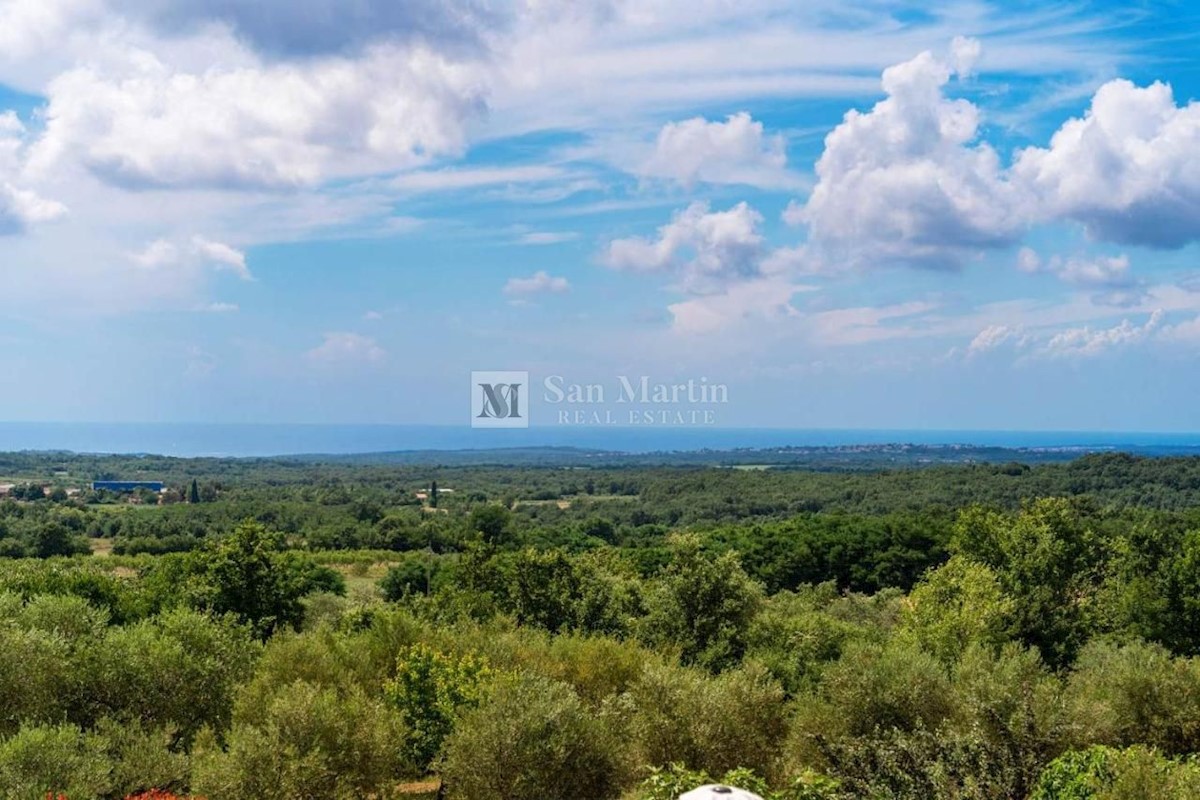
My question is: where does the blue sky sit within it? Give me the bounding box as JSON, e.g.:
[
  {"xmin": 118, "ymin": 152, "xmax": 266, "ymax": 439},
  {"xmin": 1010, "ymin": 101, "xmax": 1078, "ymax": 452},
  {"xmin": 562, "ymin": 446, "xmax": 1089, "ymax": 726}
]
[{"xmin": 2, "ymin": 0, "xmax": 1200, "ymax": 432}]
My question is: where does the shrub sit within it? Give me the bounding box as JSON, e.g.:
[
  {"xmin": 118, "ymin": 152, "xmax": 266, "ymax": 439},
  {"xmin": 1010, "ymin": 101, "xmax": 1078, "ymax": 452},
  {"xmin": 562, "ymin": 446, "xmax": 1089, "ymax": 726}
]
[
  {"xmin": 1031, "ymin": 745, "xmax": 1200, "ymax": 799},
  {"xmin": 1064, "ymin": 639, "xmax": 1200, "ymax": 754},
  {"xmin": 625, "ymin": 660, "xmax": 787, "ymax": 780},
  {"xmin": 0, "ymin": 723, "xmax": 110, "ymax": 800},
  {"xmin": 384, "ymin": 644, "xmax": 490, "ymax": 770},
  {"xmin": 191, "ymin": 680, "xmax": 407, "ymax": 800},
  {"xmin": 638, "ymin": 534, "xmax": 764, "ymax": 672},
  {"xmin": 440, "ymin": 672, "xmax": 626, "ymax": 800}
]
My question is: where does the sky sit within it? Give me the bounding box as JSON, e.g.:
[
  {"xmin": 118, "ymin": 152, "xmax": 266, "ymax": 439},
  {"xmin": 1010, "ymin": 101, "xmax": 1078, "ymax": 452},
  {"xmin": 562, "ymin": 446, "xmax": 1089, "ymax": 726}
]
[{"xmin": 2, "ymin": 0, "xmax": 1200, "ymax": 432}]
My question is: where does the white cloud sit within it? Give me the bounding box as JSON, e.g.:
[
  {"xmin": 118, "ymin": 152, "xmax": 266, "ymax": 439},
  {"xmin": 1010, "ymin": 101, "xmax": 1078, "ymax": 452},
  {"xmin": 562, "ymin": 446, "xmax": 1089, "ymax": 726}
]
[
  {"xmin": 0, "ymin": 111, "xmax": 67, "ymax": 234},
  {"xmin": 363, "ymin": 310, "xmax": 384, "ymax": 320},
  {"xmin": 1055, "ymin": 254, "xmax": 1133, "ymax": 290},
  {"xmin": 1160, "ymin": 315, "xmax": 1200, "ymax": 344},
  {"xmin": 1014, "ymin": 79, "xmax": 1200, "ymax": 248},
  {"xmin": 965, "ymin": 324, "xmax": 1023, "ymax": 358},
  {"xmin": 603, "ymin": 201, "xmax": 765, "ymax": 292},
  {"xmin": 517, "ymin": 231, "xmax": 578, "ymax": 245},
  {"xmin": 602, "ymin": 200, "xmax": 820, "ymax": 332},
  {"xmin": 191, "ymin": 236, "xmax": 251, "ymax": 280},
  {"xmin": 389, "ymin": 165, "xmax": 566, "ymax": 193},
  {"xmin": 667, "ymin": 277, "xmax": 804, "ymax": 335},
  {"xmin": 197, "ymin": 301, "xmax": 238, "ymax": 313},
  {"xmin": 810, "ymin": 300, "xmax": 939, "ymax": 346},
  {"xmin": 119, "ymin": 0, "xmax": 497, "ymax": 58},
  {"xmin": 503, "ymin": 270, "xmax": 570, "ymax": 296},
  {"xmin": 1037, "ymin": 310, "xmax": 1164, "ymax": 359},
  {"xmin": 633, "ymin": 112, "xmax": 799, "ymax": 189},
  {"xmin": 1016, "ymin": 246, "xmax": 1041, "ymax": 274},
  {"xmin": 1017, "ymin": 249, "xmax": 1147, "ymax": 307},
  {"xmin": 28, "ymin": 42, "xmax": 488, "ymax": 191},
  {"xmin": 306, "ymin": 332, "xmax": 386, "ymax": 364},
  {"xmin": 948, "ymin": 35, "xmax": 982, "ymax": 78},
  {"xmin": 799, "ymin": 39, "xmax": 1025, "ymax": 270},
  {"xmin": 130, "ymin": 235, "xmax": 251, "ymax": 280}
]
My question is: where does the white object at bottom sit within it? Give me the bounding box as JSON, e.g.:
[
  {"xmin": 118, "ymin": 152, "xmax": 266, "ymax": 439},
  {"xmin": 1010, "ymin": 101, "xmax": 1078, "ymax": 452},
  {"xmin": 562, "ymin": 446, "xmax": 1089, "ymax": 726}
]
[{"xmin": 678, "ymin": 786, "xmax": 765, "ymax": 800}]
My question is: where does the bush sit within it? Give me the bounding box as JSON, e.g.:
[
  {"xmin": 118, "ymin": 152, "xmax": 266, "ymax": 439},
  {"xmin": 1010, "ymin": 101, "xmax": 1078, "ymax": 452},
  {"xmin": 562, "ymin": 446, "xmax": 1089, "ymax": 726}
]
[
  {"xmin": 803, "ymin": 639, "xmax": 954, "ymax": 739},
  {"xmin": 384, "ymin": 644, "xmax": 490, "ymax": 770},
  {"xmin": 1032, "ymin": 745, "xmax": 1200, "ymax": 799},
  {"xmin": 440, "ymin": 672, "xmax": 626, "ymax": 800},
  {"xmin": 0, "ymin": 723, "xmax": 111, "ymax": 800},
  {"xmin": 625, "ymin": 660, "xmax": 787, "ymax": 781},
  {"xmin": 191, "ymin": 680, "xmax": 407, "ymax": 800},
  {"xmin": 1064, "ymin": 639, "xmax": 1200, "ymax": 754}
]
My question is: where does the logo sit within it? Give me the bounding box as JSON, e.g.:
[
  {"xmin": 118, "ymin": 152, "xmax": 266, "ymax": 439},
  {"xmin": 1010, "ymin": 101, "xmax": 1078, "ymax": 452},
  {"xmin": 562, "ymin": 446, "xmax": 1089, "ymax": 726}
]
[{"xmin": 471, "ymin": 371, "xmax": 529, "ymax": 428}]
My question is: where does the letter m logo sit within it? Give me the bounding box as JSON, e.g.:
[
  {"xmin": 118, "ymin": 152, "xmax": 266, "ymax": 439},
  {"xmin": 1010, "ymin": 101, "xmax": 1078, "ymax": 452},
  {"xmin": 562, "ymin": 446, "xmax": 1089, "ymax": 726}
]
[{"xmin": 471, "ymin": 371, "xmax": 529, "ymax": 428}]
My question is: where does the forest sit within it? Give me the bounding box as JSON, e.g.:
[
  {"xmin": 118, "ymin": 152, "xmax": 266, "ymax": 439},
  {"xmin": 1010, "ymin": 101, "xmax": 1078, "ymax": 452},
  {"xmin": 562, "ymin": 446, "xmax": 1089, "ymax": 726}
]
[{"xmin": 3, "ymin": 450, "xmax": 1200, "ymax": 798}]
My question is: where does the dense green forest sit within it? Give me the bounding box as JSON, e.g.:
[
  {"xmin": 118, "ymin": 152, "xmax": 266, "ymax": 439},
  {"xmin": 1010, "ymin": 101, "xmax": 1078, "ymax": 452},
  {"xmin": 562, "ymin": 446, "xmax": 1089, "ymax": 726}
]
[{"xmin": 4, "ymin": 451, "xmax": 1200, "ymax": 798}]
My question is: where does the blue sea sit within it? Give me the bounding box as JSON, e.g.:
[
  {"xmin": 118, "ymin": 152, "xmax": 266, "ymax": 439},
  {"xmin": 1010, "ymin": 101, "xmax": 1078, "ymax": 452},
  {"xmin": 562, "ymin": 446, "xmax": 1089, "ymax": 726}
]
[{"xmin": 1, "ymin": 422, "xmax": 1200, "ymax": 458}]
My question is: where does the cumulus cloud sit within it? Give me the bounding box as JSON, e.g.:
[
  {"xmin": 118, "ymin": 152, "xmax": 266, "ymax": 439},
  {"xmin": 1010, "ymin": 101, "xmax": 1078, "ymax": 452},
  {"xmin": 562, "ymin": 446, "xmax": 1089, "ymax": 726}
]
[
  {"xmin": 965, "ymin": 324, "xmax": 1024, "ymax": 358},
  {"xmin": 1037, "ymin": 310, "xmax": 1163, "ymax": 359},
  {"xmin": 0, "ymin": 111, "xmax": 67, "ymax": 234},
  {"xmin": 29, "ymin": 43, "xmax": 487, "ymax": 190},
  {"xmin": 131, "ymin": 235, "xmax": 252, "ymax": 279},
  {"xmin": 634, "ymin": 112, "xmax": 798, "ymax": 189},
  {"xmin": 799, "ymin": 39, "xmax": 1025, "ymax": 270},
  {"xmin": 1160, "ymin": 315, "xmax": 1200, "ymax": 343},
  {"xmin": 1014, "ymin": 80, "xmax": 1200, "ymax": 248},
  {"xmin": 603, "ymin": 201, "xmax": 766, "ymax": 292},
  {"xmin": 503, "ymin": 270, "xmax": 570, "ymax": 296},
  {"xmin": 1017, "ymin": 248, "xmax": 1147, "ymax": 306},
  {"xmin": 306, "ymin": 332, "xmax": 386, "ymax": 365}
]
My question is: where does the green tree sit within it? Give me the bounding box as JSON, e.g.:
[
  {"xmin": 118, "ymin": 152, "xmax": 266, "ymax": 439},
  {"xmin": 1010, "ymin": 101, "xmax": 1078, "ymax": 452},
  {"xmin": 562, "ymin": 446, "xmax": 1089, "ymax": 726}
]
[
  {"xmin": 189, "ymin": 521, "xmax": 344, "ymax": 638},
  {"xmin": 469, "ymin": 503, "xmax": 514, "ymax": 546},
  {"xmin": 639, "ymin": 533, "xmax": 764, "ymax": 671},
  {"xmin": 900, "ymin": 555, "xmax": 1015, "ymax": 665},
  {"xmin": 952, "ymin": 499, "xmax": 1103, "ymax": 666},
  {"xmin": 189, "ymin": 479, "xmax": 200, "ymax": 504},
  {"xmin": 384, "ymin": 644, "xmax": 490, "ymax": 770}
]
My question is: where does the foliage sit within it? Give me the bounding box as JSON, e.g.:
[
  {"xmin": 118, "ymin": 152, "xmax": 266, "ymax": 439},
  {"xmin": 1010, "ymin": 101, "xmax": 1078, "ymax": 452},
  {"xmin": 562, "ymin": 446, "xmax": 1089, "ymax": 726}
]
[
  {"xmin": 185, "ymin": 521, "xmax": 344, "ymax": 638},
  {"xmin": 191, "ymin": 680, "xmax": 406, "ymax": 800},
  {"xmin": 440, "ymin": 672, "xmax": 626, "ymax": 800},
  {"xmin": 638, "ymin": 533, "xmax": 764, "ymax": 671},
  {"xmin": 384, "ymin": 644, "xmax": 490, "ymax": 770}
]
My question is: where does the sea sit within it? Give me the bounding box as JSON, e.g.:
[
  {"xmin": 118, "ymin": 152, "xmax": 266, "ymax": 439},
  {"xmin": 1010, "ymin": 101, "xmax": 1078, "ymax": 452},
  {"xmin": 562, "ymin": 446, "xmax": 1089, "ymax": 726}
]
[{"xmin": 2, "ymin": 422, "xmax": 1200, "ymax": 458}]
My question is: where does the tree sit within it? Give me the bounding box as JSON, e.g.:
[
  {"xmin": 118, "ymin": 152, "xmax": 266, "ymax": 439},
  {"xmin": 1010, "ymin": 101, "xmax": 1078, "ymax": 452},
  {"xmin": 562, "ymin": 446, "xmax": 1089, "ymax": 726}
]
[
  {"xmin": 899, "ymin": 555, "xmax": 1015, "ymax": 665},
  {"xmin": 430, "ymin": 480, "xmax": 439, "ymax": 509},
  {"xmin": 189, "ymin": 480, "xmax": 200, "ymax": 505},
  {"xmin": 952, "ymin": 499, "xmax": 1103, "ymax": 667},
  {"xmin": 469, "ymin": 504, "xmax": 514, "ymax": 546},
  {"xmin": 639, "ymin": 533, "xmax": 764, "ymax": 671},
  {"xmin": 188, "ymin": 521, "xmax": 344, "ymax": 638},
  {"xmin": 31, "ymin": 522, "xmax": 88, "ymax": 558},
  {"xmin": 384, "ymin": 644, "xmax": 490, "ymax": 770}
]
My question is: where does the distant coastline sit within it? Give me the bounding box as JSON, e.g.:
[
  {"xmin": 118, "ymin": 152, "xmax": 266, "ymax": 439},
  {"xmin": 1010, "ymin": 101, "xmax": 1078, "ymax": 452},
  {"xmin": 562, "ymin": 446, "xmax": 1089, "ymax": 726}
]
[{"xmin": 2, "ymin": 421, "xmax": 1200, "ymax": 460}]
